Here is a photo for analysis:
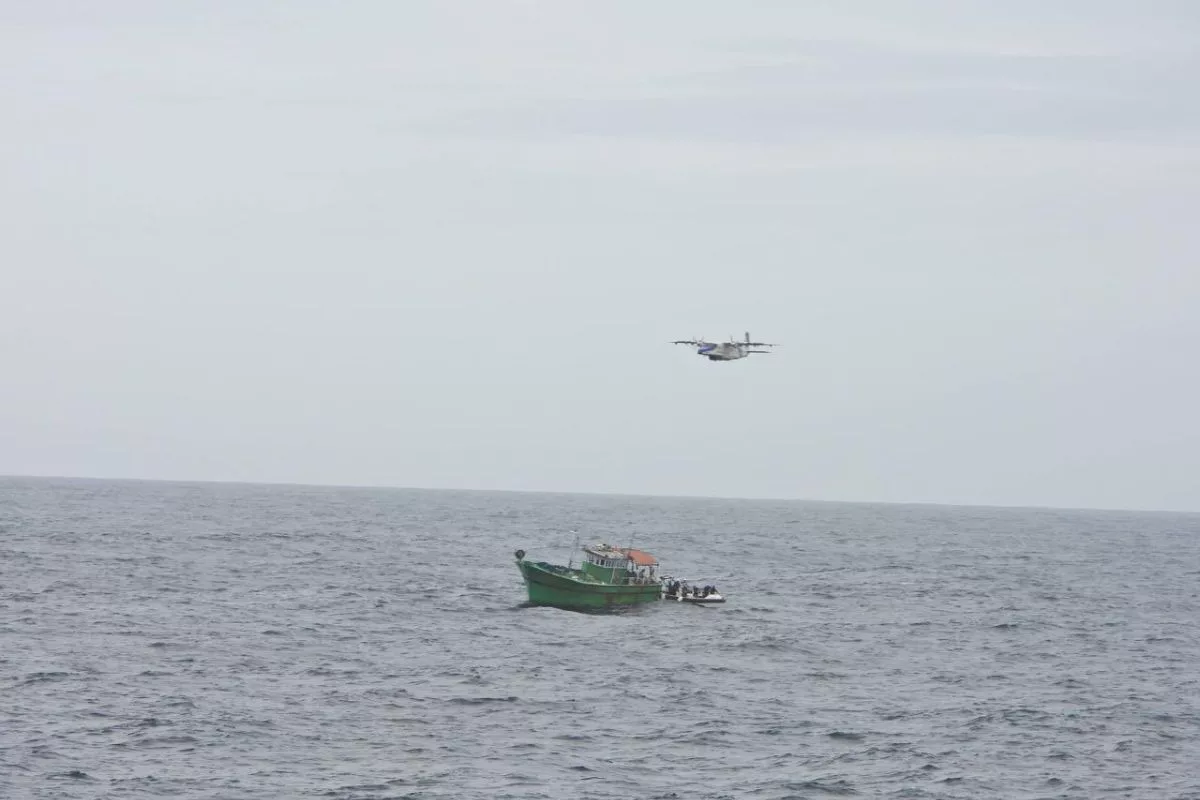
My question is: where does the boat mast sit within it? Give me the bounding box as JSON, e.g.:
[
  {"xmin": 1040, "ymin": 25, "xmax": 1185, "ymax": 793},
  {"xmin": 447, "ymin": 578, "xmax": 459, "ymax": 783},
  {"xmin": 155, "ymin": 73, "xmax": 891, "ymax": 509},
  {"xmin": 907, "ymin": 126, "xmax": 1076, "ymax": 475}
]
[{"xmin": 566, "ymin": 529, "xmax": 579, "ymax": 569}]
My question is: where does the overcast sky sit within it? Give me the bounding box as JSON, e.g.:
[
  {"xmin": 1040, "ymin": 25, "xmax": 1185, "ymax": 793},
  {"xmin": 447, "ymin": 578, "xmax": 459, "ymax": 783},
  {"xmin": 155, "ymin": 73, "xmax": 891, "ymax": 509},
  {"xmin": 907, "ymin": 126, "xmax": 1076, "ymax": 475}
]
[{"xmin": 3, "ymin": 2, "xmax": 1198, "ymax": 511}]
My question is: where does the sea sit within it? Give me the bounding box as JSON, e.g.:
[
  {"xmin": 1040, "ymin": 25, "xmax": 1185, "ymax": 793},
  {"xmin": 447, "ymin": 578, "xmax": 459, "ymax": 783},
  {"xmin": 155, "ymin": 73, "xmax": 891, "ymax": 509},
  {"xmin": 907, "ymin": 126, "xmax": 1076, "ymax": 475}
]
[{"xmin": 2, "ymin": 476, "xmax": 1199, "ymax": 800}]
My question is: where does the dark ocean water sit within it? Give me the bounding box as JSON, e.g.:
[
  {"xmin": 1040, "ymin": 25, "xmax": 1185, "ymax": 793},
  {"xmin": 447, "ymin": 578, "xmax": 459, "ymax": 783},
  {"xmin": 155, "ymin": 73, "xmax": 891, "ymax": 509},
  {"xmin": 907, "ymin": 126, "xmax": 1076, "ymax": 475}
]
[{"xmin": 2, "ymin": 477, "xmax": 1199, "ymax": 799}]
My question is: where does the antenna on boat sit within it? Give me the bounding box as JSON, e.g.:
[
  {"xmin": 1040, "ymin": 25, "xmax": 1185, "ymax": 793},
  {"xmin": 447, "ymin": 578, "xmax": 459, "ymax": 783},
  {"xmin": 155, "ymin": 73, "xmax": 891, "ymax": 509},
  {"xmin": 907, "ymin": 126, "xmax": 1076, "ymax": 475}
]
[{"xmin": 566, "ymin": 529, "xmax": 579, "ymax": 569}]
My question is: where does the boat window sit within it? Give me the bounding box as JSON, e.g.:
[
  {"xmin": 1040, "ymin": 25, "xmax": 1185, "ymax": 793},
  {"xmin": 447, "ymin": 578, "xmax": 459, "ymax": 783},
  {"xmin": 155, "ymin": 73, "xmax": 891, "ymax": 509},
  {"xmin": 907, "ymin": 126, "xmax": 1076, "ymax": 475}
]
[{"xmin": 587, "ymin": 554, "xmax": 630, "ymax": 569}]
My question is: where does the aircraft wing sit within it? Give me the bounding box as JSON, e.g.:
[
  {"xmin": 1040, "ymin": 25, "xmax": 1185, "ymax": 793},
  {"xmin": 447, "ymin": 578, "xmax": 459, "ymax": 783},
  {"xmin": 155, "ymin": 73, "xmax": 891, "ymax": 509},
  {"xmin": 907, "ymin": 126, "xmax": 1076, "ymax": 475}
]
[{"xmin": 741, "ymin": 332, "xmax": 777, "ymax": 348}]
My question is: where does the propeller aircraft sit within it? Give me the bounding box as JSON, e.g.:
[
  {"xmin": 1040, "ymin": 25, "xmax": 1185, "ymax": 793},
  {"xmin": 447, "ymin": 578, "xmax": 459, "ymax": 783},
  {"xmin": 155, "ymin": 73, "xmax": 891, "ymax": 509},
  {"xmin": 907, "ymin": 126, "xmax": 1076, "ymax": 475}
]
[{"xmin": 672, "ymin": 332, "xmax": 778, "ymax": 362}]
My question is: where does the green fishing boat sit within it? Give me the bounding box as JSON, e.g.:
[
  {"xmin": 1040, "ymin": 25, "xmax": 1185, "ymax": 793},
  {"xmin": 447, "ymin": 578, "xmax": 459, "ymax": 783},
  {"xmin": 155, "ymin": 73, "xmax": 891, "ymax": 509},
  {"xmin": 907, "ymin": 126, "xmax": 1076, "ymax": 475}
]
[{"xmin": 514, "ymin": 543, "xmax": 662, "ymax": 610}]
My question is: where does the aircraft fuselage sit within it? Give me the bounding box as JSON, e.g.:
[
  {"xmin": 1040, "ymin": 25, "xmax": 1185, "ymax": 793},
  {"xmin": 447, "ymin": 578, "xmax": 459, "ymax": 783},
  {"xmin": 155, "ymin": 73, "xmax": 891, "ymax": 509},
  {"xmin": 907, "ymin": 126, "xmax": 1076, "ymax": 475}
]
[{"xmin": 697, "ymin": 343, "xmax": 748, "ymax": 361}]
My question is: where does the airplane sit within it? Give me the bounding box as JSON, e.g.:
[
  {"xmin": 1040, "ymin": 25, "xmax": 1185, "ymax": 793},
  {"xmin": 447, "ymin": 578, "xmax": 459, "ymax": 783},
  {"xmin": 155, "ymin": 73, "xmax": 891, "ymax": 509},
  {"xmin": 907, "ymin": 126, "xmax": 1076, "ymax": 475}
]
[{"xmin": 672, "ymin": 332, "xmax": 778, "ymax": 361}]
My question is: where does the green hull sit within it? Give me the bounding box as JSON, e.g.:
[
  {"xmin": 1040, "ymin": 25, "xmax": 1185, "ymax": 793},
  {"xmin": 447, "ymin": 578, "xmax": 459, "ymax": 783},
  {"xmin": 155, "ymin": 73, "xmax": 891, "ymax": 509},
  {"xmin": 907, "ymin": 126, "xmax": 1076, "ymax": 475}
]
[{"xmin": 517, "ymin": 559, "xmax": 661, "ymax": 610}]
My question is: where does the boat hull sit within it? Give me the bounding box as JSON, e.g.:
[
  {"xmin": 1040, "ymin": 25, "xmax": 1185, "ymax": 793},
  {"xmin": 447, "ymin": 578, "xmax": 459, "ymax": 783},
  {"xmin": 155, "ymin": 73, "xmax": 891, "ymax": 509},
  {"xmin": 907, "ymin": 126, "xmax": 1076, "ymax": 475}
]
[
  {"xmin": 678, "ymin": 594, "xmax": 725, "ymax": 604},
  {"xmin": 517, "ymin": 559, "xmax": 661, "ymax": 610}
]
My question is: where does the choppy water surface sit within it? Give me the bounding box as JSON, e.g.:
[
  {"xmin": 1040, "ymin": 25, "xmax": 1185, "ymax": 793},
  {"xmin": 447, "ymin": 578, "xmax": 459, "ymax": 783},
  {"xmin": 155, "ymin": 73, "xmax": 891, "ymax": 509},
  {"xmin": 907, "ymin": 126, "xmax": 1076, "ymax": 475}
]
[{"xmin": 2, "ymin": 477, "xmax": 1199, "ymax": 799}]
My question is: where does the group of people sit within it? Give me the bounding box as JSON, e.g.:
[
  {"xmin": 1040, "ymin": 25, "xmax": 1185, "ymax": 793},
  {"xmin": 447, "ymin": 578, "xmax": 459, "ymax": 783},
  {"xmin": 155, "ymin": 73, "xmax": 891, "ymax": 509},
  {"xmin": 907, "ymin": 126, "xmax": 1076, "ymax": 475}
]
[
  {"xmin": 627, "ymin": 567, "xmax": 657, "ymax": 585},
  {"xmin": 661, "ymin": 580, "xmax": 720, "ymax": 599}
]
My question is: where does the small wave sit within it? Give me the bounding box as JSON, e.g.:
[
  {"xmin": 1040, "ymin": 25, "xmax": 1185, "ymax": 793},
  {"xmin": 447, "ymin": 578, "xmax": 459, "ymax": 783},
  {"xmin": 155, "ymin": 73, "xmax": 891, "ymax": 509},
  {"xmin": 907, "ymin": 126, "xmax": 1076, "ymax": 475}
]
[
  {"xmin": 304, "ymin": 667, "xmax": 362, "ymax": 677},
  {"xmin": 827, "ymin": 731, "xmax": 864, "ymax": 741},
  {"xmin": 121, "ymin": 735, "xmax": 198, "ymax": 749},
  {"xmin": 457, "ymin": 674, "xmax": 488, "ymax": 686},
  {"xmin": 781, "ymin": 778, "xmax": 857, "ymax": 795},
  {"xmin": 22, "ymin": 671, "xmax": 70, "ymax": 684},
  {"xmin": 931, "ymin": 673, "xmax": 964, "ymax": 684},
  {"xmin": 324, "ymin": 779, "xmax": 410, "ymax": 795},
  {"xmin": 38, "ymin": 580, "xmax": 87, "ymax": 594},
  {"xmin": 29, "ymin": 745, "xmax": 65, "ymax": 760},
  {"xmin": 734, "ymin": 635, "xmax": 794, "ymax": 651},
  {"xmin": 1002, "ymin": 708, "xmax": 1051, "ymax": 725},
  {"xmin": 446, "ymin": 696, "xmax": 518, "ymax": 705},
  {"xmin": 50, "ymin": 770, "xmax": 93, "ymax": 781}
]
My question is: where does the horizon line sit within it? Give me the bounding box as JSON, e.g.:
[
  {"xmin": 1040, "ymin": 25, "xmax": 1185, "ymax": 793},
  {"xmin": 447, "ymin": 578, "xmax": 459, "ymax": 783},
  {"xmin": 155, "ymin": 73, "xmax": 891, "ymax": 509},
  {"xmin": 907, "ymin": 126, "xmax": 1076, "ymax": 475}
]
[{"xmin": 2, "ymin": 471, "xmax": 1197, "ymax": 516}]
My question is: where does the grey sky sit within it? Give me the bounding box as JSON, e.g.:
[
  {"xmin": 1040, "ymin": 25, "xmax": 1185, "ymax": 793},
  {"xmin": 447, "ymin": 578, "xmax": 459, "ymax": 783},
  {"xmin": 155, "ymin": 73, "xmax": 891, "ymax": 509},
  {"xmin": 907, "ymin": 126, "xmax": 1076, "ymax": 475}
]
[{"xmin": 3, "ymin": 2, "xmax": 1198, "ymax": 511}]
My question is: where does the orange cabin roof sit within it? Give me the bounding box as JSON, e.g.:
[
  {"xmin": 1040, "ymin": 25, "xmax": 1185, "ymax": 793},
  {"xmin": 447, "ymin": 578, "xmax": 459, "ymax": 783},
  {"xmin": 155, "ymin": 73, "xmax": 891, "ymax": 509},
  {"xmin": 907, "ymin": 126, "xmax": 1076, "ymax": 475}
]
[{"xmin": 621, "ymin": 548, "xmax": 658, "ymax": 566}]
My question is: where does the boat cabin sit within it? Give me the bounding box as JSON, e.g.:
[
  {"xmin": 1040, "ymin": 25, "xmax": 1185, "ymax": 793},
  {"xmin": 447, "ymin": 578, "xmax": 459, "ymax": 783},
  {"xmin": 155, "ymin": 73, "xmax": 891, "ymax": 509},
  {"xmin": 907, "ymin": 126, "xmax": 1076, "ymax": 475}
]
[{"xmin": 580, "ymin": 543, "xmax": 659, "ymax": 585}]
